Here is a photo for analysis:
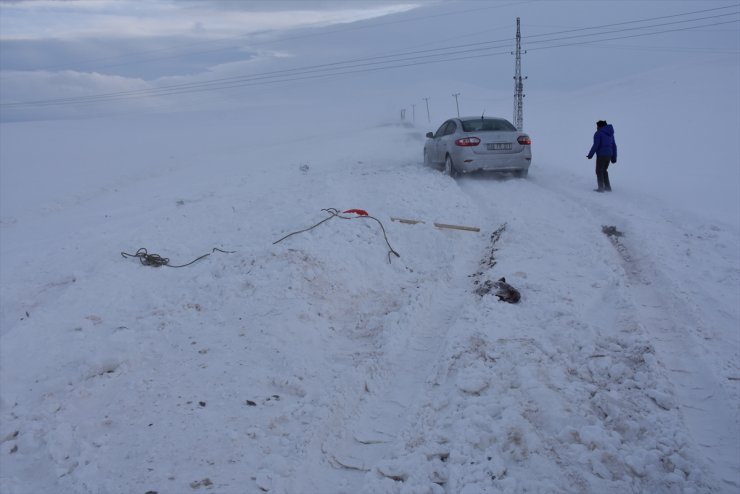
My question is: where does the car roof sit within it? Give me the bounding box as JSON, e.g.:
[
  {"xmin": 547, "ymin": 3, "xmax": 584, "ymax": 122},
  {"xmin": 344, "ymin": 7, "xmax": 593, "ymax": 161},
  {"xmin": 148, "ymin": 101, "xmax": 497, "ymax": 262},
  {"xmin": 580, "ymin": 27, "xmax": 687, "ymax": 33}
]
[{"xmin": 458, "ymin": 116, "xmax": 508, "ymax": 121}]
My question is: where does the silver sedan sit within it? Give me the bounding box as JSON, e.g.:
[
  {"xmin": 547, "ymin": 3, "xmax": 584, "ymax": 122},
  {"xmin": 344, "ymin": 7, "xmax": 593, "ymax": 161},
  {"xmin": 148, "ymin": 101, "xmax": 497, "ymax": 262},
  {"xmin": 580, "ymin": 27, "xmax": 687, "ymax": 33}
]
[{"xmin": 424, "ymin": 117, "xmax": 532, "ymax": 177}]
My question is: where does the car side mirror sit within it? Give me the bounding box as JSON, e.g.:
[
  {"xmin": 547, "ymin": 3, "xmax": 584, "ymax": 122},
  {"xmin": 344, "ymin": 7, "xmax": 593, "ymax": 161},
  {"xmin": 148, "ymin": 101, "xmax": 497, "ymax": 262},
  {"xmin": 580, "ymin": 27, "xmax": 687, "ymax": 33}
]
[{"xmin": 426, "ymin": 132, "xmax": 434, "ymax": 138}]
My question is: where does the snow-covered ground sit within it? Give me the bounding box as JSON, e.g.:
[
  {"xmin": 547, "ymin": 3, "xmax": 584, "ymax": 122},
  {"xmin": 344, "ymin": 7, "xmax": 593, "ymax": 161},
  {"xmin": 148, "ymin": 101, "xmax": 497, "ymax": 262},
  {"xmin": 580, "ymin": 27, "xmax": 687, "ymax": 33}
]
[{"xmin": 1, "ymin": 39, "xmax": 739, "ymax": 494}]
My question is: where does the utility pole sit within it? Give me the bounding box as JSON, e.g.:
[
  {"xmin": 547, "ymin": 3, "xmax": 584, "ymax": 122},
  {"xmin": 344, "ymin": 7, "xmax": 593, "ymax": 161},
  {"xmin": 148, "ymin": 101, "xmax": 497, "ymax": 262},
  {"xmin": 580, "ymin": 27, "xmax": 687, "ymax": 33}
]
[
  {"xmin": 411, "ymin": 103, "xmax": 416, "ymax": 122},
  {"xmin": 512, "ymin": 17, "xmax": 527, "ymax": 131},
  {"xmin": 423, "ymin": 97, "xmax": 431, "ymax": 123},
  {"xmin": 452, "ymin": 93, "xmax": 461, "ymax": 117}
]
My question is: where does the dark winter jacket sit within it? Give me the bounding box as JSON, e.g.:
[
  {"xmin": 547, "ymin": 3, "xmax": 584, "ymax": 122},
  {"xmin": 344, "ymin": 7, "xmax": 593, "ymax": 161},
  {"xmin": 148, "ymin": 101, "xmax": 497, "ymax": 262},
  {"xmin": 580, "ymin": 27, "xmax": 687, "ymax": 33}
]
[{"xmin": 588, "ymin": 124, "xmax": 617, "ymax": 160}]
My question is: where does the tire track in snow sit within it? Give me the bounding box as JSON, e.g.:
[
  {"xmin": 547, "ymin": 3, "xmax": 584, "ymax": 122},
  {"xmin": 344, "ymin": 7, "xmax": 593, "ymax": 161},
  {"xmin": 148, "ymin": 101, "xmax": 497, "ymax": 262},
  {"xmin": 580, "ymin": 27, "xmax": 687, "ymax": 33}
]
[
  {"xmin": 304, "ymin": 237, "xmax": 485, "ymax": 491},
  {"xmin": 283, "ymin": 155, "xmax": 489, "ymax": 492},
  {"xmin": 603, "ymin": 226, "xmax": 740, "ymax": 490},
  {"xmin": 318, "ymin": 282, "xmax": 470, "ymax": 474},
  {"xmin": 401, "ymin": 173, "xmax": 721, "ymax": 492},
  {"xmin": 522, "ymin": 173, "xmax": 737, "ymax": 490}
]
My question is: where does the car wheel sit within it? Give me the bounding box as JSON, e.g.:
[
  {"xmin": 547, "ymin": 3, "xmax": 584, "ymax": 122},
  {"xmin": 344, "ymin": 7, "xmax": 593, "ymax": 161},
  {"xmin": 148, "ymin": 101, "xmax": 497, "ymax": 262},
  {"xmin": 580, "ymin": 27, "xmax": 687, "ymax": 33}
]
[
  {"xmin": 515, "ymin": 169, "xmax": 529, "ymax": 178},
  {"xmin": 444, "ymin": 155, "xmax": 458, "ymax": 177}
]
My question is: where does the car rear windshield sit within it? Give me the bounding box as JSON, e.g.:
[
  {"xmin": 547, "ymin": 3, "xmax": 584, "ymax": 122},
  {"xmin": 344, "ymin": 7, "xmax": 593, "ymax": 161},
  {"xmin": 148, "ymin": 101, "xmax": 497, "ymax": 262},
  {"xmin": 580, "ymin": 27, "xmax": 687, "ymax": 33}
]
[{"xmin": 461, "ymin": 118, "xmax": 516, "ymax": 132}]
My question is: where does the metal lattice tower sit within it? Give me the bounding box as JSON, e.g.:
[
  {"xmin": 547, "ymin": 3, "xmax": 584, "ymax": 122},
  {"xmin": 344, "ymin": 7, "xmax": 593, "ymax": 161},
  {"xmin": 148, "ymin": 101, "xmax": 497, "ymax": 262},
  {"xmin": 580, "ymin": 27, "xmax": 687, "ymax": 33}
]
[{"xmin": 513, "ymin": 17, "xmax": 526, "ymax": 131}]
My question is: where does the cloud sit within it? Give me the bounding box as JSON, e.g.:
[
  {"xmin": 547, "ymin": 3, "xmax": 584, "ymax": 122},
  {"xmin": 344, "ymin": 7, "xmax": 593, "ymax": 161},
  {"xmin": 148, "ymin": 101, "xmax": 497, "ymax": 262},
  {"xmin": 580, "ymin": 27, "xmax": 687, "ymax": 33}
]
[
  {"xmin": 0, "ymin": 0, "xmax": 424, "ymax": 119},
  {"xmin": 0, "ymin": 36, "xmax": 261, "ymax": 79},
  {"xmin": 0, "ymin": 47, "xmax": 301, "ymax": 121},
  {"xmin": 0, "ymin": 0, "xmax": 422, "ymax": 119},
  {"xmin": 0, "ymin": 68, "xmax": 151, "ymax": 120},
  {"xmin": 0, "ymin": 1, "xmax": 421, "ymax": 40}
]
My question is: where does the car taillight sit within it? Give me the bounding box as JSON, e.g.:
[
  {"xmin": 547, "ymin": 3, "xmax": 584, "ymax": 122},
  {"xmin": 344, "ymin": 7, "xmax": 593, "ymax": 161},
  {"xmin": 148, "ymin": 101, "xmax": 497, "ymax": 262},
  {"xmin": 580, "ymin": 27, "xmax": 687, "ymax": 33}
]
[
  {"xmin": 517, "ymin": 135, "xmax": 531, "ymax": 145},
  {"xmin": 455, "ymin": 137, "xmax": 481, "ymax": 147}
]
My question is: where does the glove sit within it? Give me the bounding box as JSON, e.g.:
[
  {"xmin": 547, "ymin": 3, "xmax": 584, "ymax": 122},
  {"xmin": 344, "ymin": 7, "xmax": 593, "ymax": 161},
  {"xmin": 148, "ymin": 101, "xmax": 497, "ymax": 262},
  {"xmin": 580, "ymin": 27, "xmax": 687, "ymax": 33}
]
[{"xmin": 611, "ymin": 157, "xmax": 617, "ymax": 164}]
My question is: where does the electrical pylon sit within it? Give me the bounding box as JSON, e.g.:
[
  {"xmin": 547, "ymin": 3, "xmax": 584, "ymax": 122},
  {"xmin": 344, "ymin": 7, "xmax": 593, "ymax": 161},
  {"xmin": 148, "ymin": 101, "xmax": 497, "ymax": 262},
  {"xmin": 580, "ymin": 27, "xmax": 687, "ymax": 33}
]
[{"xmin": 513, "ymin": 17, "xmax": 527, "ymax": 131}]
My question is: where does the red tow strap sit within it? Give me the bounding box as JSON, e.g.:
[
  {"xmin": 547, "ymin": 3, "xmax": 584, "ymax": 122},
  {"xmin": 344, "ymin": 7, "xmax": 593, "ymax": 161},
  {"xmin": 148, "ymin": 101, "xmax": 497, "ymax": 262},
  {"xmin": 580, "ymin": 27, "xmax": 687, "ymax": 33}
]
[{"xmin": 343, "ymin": 209, "xmax": 368, "ymax": 216}]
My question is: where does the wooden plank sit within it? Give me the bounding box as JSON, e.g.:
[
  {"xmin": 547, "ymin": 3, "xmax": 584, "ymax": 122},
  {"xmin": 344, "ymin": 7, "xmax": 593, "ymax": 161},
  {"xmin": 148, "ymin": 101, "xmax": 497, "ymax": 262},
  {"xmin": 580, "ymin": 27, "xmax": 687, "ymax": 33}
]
[
  {"xmin": 433, "ymin": 222, "xmax": 480, "ymax": 232},
  {"xmin": 391, "ymin": 217, "xmax": 480, "ymax": 232},
  {"xmin": 390, "ymin": 217, "xmax": 425, "ymax": 225}
]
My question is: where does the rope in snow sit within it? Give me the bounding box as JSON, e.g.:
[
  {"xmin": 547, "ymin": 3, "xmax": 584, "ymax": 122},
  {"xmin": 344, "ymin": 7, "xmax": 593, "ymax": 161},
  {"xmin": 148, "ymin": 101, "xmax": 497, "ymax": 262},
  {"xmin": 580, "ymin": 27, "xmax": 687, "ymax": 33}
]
[
  {"xmin": 273, "ymin": 208, "xmax": 400, "ymax": 263},
  {"xmin": 120, "ymin": 247, "xmax": 235, "ymax": 268}
]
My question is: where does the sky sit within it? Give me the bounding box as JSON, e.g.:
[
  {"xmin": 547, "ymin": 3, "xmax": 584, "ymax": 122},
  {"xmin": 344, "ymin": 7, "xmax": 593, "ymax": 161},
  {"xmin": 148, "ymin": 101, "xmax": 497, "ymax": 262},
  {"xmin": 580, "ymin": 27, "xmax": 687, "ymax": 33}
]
[{"xmin": 0, "ymin": 0, "xmax": 738, "ymax": 122}]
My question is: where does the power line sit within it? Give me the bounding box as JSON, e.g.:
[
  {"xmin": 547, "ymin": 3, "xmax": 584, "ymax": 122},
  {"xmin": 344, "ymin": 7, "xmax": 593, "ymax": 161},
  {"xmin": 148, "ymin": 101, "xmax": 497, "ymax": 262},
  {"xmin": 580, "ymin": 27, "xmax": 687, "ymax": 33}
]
[
  {"xmin": 0, "ymin": 0, "xmax": 735, "ymax": 77},
  {"xmin": 2, "ymin": 11, "xmax": 737, "ymax": 110},
  {"xmin": 11, "ymin": 3, "xmax": 735, "ymax": 77},
  {"xmin": 4, "ymin": 19, "xmax": 735, "ymax": 109},
  {"xmin": 527, "ymin": 18, "xmax": 739, "ymax": 53},
  {"xmin": 0, "ymin": 43, "xmax": 516, "ymax": 107},
  {"xmin": 1, "ymin": 46, "xmax": 517, "ymax": 108},
  {"xmin": 8, "ymin": 1, "xmax": 531, "ymax": 74},
  {"xmin": 522, "ymin": 4, "xmax": 739, "ymax": 41},
  {"xmin": 522, "ymin": 10, "xmax": 739, "ymax": 48},
  {"xmin": 7, "ymin": 16, "xmax": 737, "ymax": 108}
]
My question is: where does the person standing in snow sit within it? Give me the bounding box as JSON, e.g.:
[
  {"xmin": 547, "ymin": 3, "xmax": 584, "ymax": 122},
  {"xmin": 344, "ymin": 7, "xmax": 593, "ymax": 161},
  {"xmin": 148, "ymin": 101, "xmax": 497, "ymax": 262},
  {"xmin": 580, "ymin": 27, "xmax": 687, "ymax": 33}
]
[{"xmin": 586, "ymin": 120, "xmax": 617, "ymax": 192}]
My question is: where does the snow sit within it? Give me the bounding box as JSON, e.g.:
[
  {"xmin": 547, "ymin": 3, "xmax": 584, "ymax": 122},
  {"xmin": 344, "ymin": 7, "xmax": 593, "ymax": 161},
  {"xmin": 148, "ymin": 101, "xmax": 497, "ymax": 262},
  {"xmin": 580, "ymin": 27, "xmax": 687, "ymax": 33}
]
[{"xmin": 2, "ymin": 22, "xmax": 740, "ymax": 494}]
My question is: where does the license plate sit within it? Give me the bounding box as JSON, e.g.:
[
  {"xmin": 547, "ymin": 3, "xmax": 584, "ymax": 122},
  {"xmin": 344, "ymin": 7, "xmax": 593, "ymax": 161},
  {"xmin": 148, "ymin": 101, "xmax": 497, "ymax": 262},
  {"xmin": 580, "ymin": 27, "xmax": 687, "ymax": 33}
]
[{"xmin": 487, "ymin": 143, "xmax": 512, "ymax": 150}]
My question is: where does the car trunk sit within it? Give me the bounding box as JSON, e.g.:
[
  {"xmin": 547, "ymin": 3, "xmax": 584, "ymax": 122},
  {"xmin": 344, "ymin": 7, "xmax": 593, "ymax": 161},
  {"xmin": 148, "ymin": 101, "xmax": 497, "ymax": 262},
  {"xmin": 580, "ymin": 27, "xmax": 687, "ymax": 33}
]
[{"xmin": 471, "ymin": 131, "xmax": 522, "ymax": 155}]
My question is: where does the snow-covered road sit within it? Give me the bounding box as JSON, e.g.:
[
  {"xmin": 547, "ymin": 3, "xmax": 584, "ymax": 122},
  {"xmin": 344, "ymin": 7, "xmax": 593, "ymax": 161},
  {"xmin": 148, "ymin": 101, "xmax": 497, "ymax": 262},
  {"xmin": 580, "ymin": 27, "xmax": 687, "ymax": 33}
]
[{"xmin": 1, "ymin": 112, "xmax": 738, "ymax": 493}]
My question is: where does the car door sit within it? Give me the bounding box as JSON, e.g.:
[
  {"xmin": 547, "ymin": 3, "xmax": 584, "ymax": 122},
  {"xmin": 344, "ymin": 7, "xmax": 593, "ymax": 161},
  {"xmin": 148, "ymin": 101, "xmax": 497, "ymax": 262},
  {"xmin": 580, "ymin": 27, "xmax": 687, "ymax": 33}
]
[
  {"xmin": 440, "ymin": 120, "xmax": 458, "ymax": 159},
  {"xmin": 432, "ymin": 121, "xmax": 451, "ymax": 164}
]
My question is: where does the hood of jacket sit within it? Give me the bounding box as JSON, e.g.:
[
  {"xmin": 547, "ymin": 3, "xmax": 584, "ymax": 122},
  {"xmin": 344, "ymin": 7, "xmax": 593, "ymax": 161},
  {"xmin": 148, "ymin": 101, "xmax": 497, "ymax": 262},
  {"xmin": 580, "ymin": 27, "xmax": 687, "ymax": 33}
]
[{"xmin": 598, "ymin": 124, "xmax": 615, "ymax": 138}]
